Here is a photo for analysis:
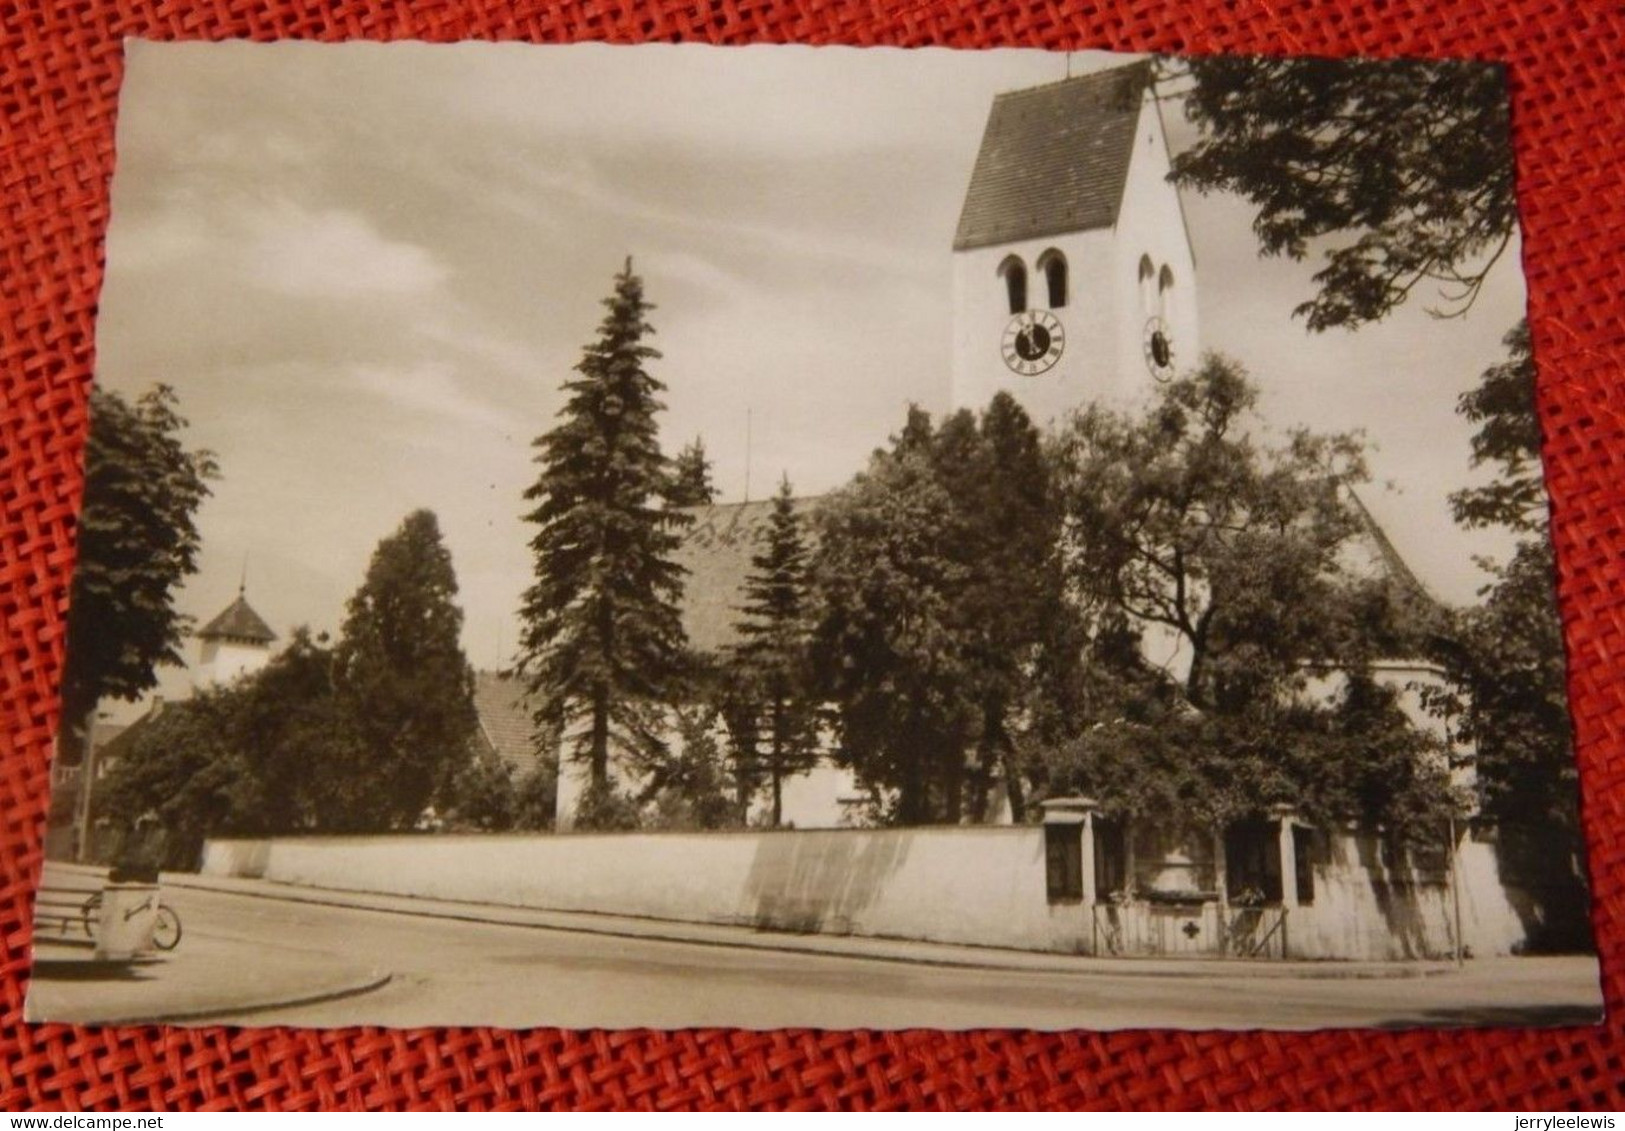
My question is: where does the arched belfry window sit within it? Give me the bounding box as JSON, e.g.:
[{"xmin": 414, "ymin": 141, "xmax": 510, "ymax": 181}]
[
  {"xmin": 1138, "ymin": 254, "xmax": 1156, "ymax": 314},
  {"xmin": 1158, "ymin": 265, "xmax": 1175, "ymax": 319},
  {"xmin": 1037, "ymin": 248, "xmax": 1068, "ymax": 309},
  {"xmin": 998, "ymin": 255, "xmax": 1028, "ymax": 315}
]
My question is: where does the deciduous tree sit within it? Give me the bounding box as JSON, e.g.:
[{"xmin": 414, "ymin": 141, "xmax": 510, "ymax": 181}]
[
  {"xmin": 1167, "ymin": 54, "xmax": 1516, "ymax": 330},
  {"xmin": 1449, "ymin": 322, "xmax": 1547, "ymax": 534},
  {"xmin": 809, "ymin": 418, "xmax": 977, "ymax": 824},
  {"xmin": 61, "ymin": 386, "xmax": 217, "ymax": 766},
  {"xmin": 1044, "ymin": 355, "xmax": 1456, "ymax": 837},
  {"xmin": 92, "ymin": 690, "xmax": 250, "ymax": 870},
  {"xmin": 1431, "ymin": 326, "xmax": 1585, "ymax": 943},
  {"xmin": 949, "ymin": 393, "xmax": 1061, "ymax": 822},
  {"xmin": 643, "ymin": 706, "xmax": 739, "ymax": 830}
]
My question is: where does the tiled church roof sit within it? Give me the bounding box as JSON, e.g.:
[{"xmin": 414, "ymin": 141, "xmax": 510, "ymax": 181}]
[
  {"xmin": 197, "ymin": 593, "xmax": 276, "ymax": 643},
  {"xmin": 472, "ymin": 671, "xmax": 545, "ymax": 776},
  {"xmin": 669, "ymin": 488, "xmax": 1436, "ymax": 656},
  {"xmin": 1345, "ymin": 488, "xmax": 1433, "ymax": 608},
  {"xmin": 952, "ymin": 61, "xmax": 1152, "ymax": 251},
  {"xmin": 670, "ymin": 497, "xmax": 822, "ymax": 656}
]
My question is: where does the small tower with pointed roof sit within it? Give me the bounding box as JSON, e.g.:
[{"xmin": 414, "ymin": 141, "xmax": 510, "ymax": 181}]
[{"xmin": 194, "ymin": 584, "xmax": 277, "ymax": 687}]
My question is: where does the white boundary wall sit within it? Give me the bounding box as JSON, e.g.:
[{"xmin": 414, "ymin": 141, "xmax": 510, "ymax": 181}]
[
  {"xmin": 203, "ymin": 827, "xmax": 1097, "ymax": 953},
  {"xmin": 201, "ymin": 825, "xmax": 1535, "ymax": 960}
]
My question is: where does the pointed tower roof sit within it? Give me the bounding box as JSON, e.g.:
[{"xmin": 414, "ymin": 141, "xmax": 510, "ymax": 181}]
[
  {"xmin": 953, "ymin": 61, "xmax": 1153, "ymax": 252},
  {"xmin": 198, "ymin": 591, "xmax": 276, "ymax": 644}
]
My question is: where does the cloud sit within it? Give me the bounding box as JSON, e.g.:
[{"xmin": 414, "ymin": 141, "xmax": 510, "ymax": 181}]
[
  {"xmin": 349, "ymin": 360, "xmax": 526, "ymax": 437},
  {"xmin": 105, "ymin": 206, "xmax": 210, "ymax": 274},
  {"xmin": 243, "ymin": 203, "xmax": 448, "ymax": 298}
]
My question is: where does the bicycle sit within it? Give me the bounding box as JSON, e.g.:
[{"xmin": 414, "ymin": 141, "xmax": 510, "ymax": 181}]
[{"xmin": 80, "ymin": 891, "xmax": 183, "ymax": 952}]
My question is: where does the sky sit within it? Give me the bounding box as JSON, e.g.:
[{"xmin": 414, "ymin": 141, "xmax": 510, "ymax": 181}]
[{"xmin": 93, "ymin": 40, "xmax": 1533, "ymax": 712}]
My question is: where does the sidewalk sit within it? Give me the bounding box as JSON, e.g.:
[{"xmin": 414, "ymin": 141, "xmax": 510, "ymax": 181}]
[{"xmin": 71, "ymin": 862, "xmax": 1461, "ymax": 982}]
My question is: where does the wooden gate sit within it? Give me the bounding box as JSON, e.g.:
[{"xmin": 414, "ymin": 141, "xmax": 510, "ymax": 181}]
[
  {"xmin": 1223, "ymin": 906, "xmax": 1288, "ymax": 958},
  {"xmin": 1093, "ymin": 902, "xmax": 1288, "ymax": 959}
]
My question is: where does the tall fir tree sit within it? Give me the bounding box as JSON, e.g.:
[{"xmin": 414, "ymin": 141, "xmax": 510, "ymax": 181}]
[
  {"xmin": 728, "ymin": 475, "xmax": 818, "ymax": 826},
  {"xmin": 518, "ymin": 259, "xmax": 691, "ymax": 813},
  {"xmin": 332, "ymin": 509, "xmax": 478, "ymax": 830},
  {"xmin": 667, "ymin": 436, "xmax": 717, "ymax": 507}
]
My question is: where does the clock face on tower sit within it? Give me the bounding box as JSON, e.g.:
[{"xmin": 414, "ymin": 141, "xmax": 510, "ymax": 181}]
[
  {"xmin": 1001, "ymin": 310, "xmax": 1065, "ymax": 376},
  {"xmin": 1142, "ymin": 316, "xmax": 1176, "ymax": 381}
]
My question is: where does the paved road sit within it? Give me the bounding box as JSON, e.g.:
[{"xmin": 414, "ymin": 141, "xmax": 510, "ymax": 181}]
[{"xmin": 114, "ymin": 883, "xmax": 1599, "ymax": 1030}]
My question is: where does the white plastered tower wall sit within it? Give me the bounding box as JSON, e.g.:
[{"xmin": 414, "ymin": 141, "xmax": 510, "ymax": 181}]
[
  {"xmin": 195, "ymin": 636, "xmax": 272, "ymax": 687},
  {"xmin": 1109, "ymin": 88, "xmax": 1199, "ymax": 409},
  {"xmin": 950, "ymin": 79, "xmax": 1199, "ymax": 421},
  {"xmin": 951, "ymin": 228, "xmax": 1118, "ymax": 424}
]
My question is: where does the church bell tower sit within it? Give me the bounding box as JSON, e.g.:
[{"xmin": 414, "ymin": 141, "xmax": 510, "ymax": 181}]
[
  {"xmin": 194, "ymin": 585, "xmax": 276, "ymax": 687},
  {"xmin": 951, "ymin": 60, "xmax": 1199, "ymax": 424}
]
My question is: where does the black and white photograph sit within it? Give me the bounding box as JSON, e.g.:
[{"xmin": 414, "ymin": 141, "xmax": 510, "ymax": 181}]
[{"xmin": 28, "ymin": 40, "xmax": 1601, "ymax": 1030}]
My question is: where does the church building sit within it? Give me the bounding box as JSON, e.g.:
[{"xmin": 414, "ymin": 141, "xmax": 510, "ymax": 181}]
[{"xmin": 548, "ymin": 60, "xmax": 1436, "ymax": 838}]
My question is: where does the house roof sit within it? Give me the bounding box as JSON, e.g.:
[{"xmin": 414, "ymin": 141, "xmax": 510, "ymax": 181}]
[
  {"xmin": 90, "ymin": 720, "xmax": 128, "ymax": 751},
  {"xmin": 472, "ymin": 670, "xmax": 545, "ymax": 777},
  {"xmin": 93, "ymin": 699, "xmax": 168, "ymax": 765},
  {"xmin": 952, "ymin": 61, "xmax": 1152, "ymax": 252},
  {"xmin": 197, "ymin": 592, "xmax": 276, "ymax": 644},
  {"xmin": 671, "ymin": 497, "xmax": 822, "ymax": 655}
]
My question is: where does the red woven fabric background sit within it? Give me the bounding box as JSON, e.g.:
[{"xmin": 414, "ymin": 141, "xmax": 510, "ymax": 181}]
[{"xmin": 1, "ymin": 0, "xmax": 1621, "ymax": 1111}]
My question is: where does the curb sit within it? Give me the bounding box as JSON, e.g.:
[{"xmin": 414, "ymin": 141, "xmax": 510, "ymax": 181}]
[
  {"xmin": 146, "ymin": 970, "xmax": 394, "ymax": 1026},
  {"xmin": 29, "ymin": 967, "xmax": 395, "ymax": 1027}
]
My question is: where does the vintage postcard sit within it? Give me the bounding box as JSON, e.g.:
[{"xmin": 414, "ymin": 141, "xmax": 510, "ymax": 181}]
[{"xmin": 28, "ymin": 40, "xmax": 1600, "ymax": 1029}]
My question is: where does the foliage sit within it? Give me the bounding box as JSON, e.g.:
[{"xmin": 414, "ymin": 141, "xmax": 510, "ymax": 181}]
[
  {"xmin": 941, "ymin": 393, "xmax": 1062, "ymax": 822},
  {"xmin": 1449, "ymin": 322, "xmax": 1547, "ymax": 534},
  {"xmin": 726, "ymin": 476, "xmax": 819, "ymax": 826},
  {"xmin": 93, "ymin": 691, "xmax": 250, "ymax": 870},
  {"xmin": 441, "ymin": 746, "xmax": 518, "ymax": 831},
  {"xmin": 643, "ymin": 707, "xmax": 740, "ymax": 830},
  {"xmin": 518, "ymin": 259, "xmax": 692, "ymax": 794},
  {"xmin": 1427, "ymin": 323, "xmax": 1584, "ymax": 943},
  {"xmin": 1040, "ymin": 677, "xmax": 1459, "ymax": 842},
  {"xmin": 226, "ymin": 627, "xmax": 350, "ymax": 832},
  {"xmin": 807, "ymin": 397, "xmax": 1071, "ymax": 825},
  {"xmin": 512, "ymin": 764, "xmax": 559, "ymax": 832},
  {"xmin": 1432, "ymin": 324, "xmax": 1572, "ymax": 831},
  {"xmin": 1167, "ymin": 54, "xmax": 1516, "ymax": 330},
  {"xmin": 1440, "ymin": 540, "xmax": 1573, "ymax": 833},
  {"xmin": 572, "ymin": 781, "xmax": 643, "ymax": 832},
  {"xmin": 333, "ymin": 509, "xmax": 479, "ymax": 831},
  {"xmin": 1051, "ymin": 355, "xmax": 1381, "ymax": 713},
  {"xmin": 1041, "ymin": 356, "xmax": 1457, "ymax": 838},
  {"xmin": 666, "ymin": 436, "xmax": 718, "ymax": 507},
  {"xmin": 61, "ymin": 386, "xmax": 217, "ymax": 761},
  {"xmin": 808, "ymin": 413, "xmax": 978, "ymax": 824},
  {"xmin": 1171, "ymin": 54, "xmax": 1583, "ymax": 933}
]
